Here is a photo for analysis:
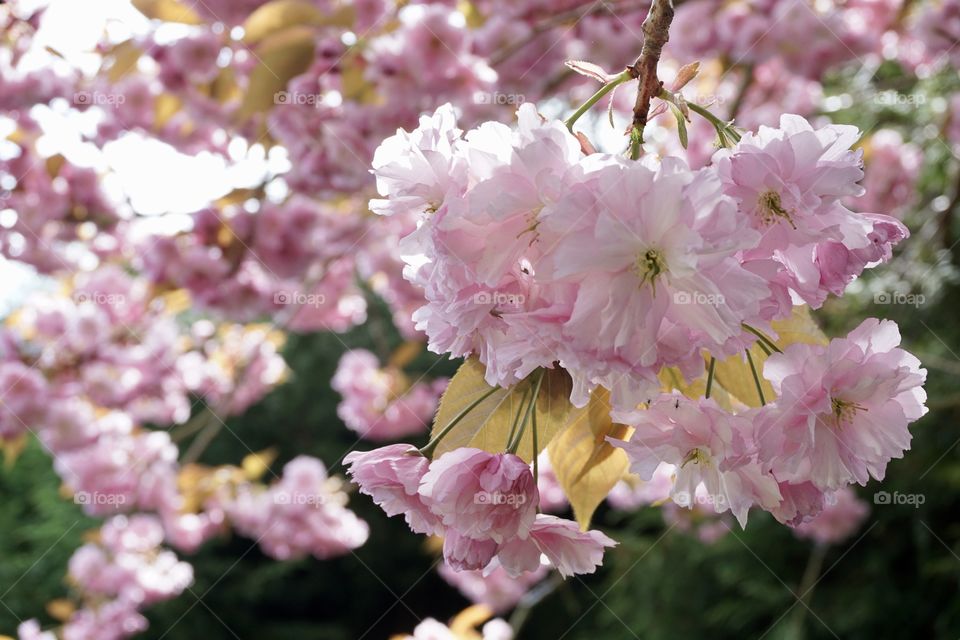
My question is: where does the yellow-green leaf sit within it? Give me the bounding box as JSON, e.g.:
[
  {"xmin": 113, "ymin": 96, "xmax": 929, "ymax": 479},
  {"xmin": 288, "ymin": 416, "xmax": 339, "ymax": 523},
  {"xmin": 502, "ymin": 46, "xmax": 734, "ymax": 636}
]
[
  {"xmin": 713, "ymin": 306, "xmax": 828, "ymax": 408},
  {"xmin": 548, "ymin": 388, "xmax": 631, "ymax": 529},
  {"xmin": 430, "ymin": 358, "xmax": 573, "ymax": 463},
  {"xmin": 236, "ymin": 26, "xmax": 316, "ymax": 121},
  {"xmin": 131, "ymin": 0, "xmax": 203, "ymax": 24},
  {"xmin": 2, "ymin": 434, "xmax": 28, "ymax": 469},
  {"xmin": 242, "ymin": 0, "xmax": 355, "ymax": 46}
]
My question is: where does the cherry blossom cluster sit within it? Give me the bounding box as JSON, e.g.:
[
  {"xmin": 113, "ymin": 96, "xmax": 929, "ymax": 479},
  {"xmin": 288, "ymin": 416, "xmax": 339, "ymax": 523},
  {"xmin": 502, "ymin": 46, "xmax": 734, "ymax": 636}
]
[
  {"xmin": 344, "ymin": 445, "xmax": 616, "ymax": 578},
  {"xmin": 372, "ymin": 104, "xmax": 910, "ymax": 409},
  {"xmin": 224, "ymin": 456, "xmax": 370, "ymax": 560},
  {"xmin": 363, "ymin": 98, "xmax": 927, "ymax": 541},
  {"xmin": 19, "ymin": 515, "xmax": 192, "ymax": 640}
]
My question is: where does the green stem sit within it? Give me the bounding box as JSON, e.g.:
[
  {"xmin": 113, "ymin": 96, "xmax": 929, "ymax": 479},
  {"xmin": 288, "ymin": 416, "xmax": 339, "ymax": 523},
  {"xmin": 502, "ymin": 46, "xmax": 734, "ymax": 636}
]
[
  {"xmin": 686, "ymin": 101, "xmax": 741, "ymax": 143},
  {"xmin": 420, "ymin": 386, "xmax": 500, "ymax": 457},
  {"xmin": 532, "ymin": 390, "xmax": 540, "ymax": 491},
  {"xmin": 565, "ymin": 70, "xmax": 632, "ymax": 131},
  {"xmin": 745, "ymin": 349, "xmax": 766, "ymax": 406},
  {"xmin": 742, "ymin": 323, "xmax": 783, "ymax": 353},
  {"xmin": 785, "ymin": 543, "xmax": 828, "ymax": 640},
  {"xmin": 507, "ymin": 370, "xmax": 544, "ymax": 455},
  {"xmin": 705, "ymin": 356, "xmax": 717, "ymax": 399},
  {"xmin": 505, "ymin": 387, "xmax": 531, "ymax": 450}
]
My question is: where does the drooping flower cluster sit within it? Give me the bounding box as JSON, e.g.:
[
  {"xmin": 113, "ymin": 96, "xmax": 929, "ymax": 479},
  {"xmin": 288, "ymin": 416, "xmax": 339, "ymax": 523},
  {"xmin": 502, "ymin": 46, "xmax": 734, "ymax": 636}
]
[
  {"xmin": 344, "ymin": 445, "xmax": 615, "ymax": 577},
  {"xmin": 363, "ymin": 98, "xmax": 927, "ymax": 537}
]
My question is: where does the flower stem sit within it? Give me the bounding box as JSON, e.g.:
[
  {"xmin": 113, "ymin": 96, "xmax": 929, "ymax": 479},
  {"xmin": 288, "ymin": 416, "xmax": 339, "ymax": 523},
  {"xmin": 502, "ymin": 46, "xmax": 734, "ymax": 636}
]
[
  {"xmin": 745, "ymin": 349, "xmax": 766, "ymax": 406},
  {"xmin": 565, "ymin": 70, "xmax": 632, "ymax": 131},
  {"xmin": 507, "ymin": 370, "xmax": 545, "ymax": 455},
  {"xmin": 742, "ymin": 323, "xmax": 783, "ymax": 353},
  {"xmin": 505, "ymin": 386, "xmax": 531, "ymax": 450},
  {"xmin": 420, "ymin": 385, "xmax": 500, "ymax": 457},
  {"xmin": 705, "ymin": 356, "xmax": 717, "ymax": 399}
]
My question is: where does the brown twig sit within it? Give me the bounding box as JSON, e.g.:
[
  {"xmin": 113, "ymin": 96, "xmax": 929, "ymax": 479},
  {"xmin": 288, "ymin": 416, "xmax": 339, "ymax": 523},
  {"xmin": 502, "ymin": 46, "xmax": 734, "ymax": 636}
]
[{"xmin": 628, "ymin": 0, "xmax": 675, "ymax": 156}]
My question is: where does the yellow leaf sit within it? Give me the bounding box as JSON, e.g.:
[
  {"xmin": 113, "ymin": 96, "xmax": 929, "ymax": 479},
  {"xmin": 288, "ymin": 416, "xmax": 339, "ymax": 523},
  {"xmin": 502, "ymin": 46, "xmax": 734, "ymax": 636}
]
[
  {"xmin": 236, "ymin": 26, "xmax": 316, "ymax": 121},
  {"xmin": 2, "ymin": 434, "xmax": 28, "ymax": 469},
  {"xmin": 154, "ymin": 93, "xmax": 183, "ymax": 129},
  {"xmin": 46, "ymin": 598, "xmax": 76, "ymax": 622},
  {"xmin": 45, "ymin": 154, "xmax": 65, "ymax": 178},
  {"xmin": 210, "ymin": 66, "xmax": 241, "ymax": 104},
  {"xmin": 548, "ymin": 388, "xmax": 632, "ymax": 529},
  {"xmin": 242, "ymin": 0, "xmax": 355, "ymax": 45},
  {"xmin": 449, "ymin": 604, "xmax": 494, "ymax": 638},
  {"xmin": 131, "ymin": 0, "xmax": 203, "ymax": 24},
  {"xmin": 430, "ymin": 358, "xmax": 573, "ymax": 463},
  {"xmin": 105, "ymin": 40, "xmax": 143, "ymax": 82},
  {"xmin": 658, "ymin": 366, "xmax": 706, "ymax": 398},
  {"xmin": 713, "ymin": 307, "xmax": 828, "ymax": 408},
  {"xmin": 388, "ymin": 341, "xmax": 423, "ymax": 369},
  {"xmin": 457, "ymin": 1, "xmax": 486, "ymax": 28},
  {"xmin": 242, "ymin": 448, "xmax": 278, "ymax": 480}
]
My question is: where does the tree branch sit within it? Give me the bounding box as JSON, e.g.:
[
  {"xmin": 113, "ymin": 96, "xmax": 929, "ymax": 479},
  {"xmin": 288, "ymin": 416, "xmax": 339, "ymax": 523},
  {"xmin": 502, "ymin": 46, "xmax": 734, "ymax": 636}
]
[{"xmin": 628, "ymin": 0, "xmax": 675, "ymax": 154}]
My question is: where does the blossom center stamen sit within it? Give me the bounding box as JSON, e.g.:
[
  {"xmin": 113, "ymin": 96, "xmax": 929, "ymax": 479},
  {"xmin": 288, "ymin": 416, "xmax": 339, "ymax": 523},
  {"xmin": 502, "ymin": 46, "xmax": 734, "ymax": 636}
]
[
  {"xmin": 757, "ymin": 190, "xmax": 797, "ymax": 228},
  {"xmin": 682, "ymin": 447, "xmax": 710, "ymax": 467},
  {"xmin": 830, "ymin": 397, "xmax": 868, "ymax": 427},
  {"xmin": 635, "ymin": 248, "xmax": 668, "ymax": 294}
]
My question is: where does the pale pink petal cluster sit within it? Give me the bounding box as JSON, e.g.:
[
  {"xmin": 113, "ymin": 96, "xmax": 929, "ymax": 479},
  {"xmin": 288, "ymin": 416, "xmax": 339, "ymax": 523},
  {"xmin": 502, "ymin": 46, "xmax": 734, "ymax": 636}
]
[
  {"xmin": 757, "ymin": 318, "xmax": 927, "ymax": 491},
  {"xmin": 225, "ymin": 456, "xmax": 369, "ymax": 560},
  {"xmin": 611, "ymin": 396, "xmax": 782, "ymax": 527},
  {"xmin": 332, "ymin": 349, "xmax": 447, "ymax": 441},
  {"xmin": 61, "ymin": 515, "xmax": 192, "ymax": 640},
  {"xmin": 438, "ymin": 562, "xmax": 548, "ymax": 614},
  {"xmin": 791, "ymin": 487, "xmax": 870, "ymax": 545}
]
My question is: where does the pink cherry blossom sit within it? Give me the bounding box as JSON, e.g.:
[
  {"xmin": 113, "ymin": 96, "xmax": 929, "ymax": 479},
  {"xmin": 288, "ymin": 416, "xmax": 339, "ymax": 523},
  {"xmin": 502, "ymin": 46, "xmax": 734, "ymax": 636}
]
[
  {"xmin": 497, "ymin": 514, "xmax": 616, "ymax": 578},
  {"xmin": 758, "ymin": 318, "xmax": 927, "ymax": 490},
  {"xmin": 438, "ymin": 561, "xmax": 548, "ymax": 614},
  {"xmin": 611, "ymin": 395, "xmax": 782, "ymax": 527},
  {"xmin": 227, "ymin": 456, "xmax": 369, "ymax": 560},
  {"xmin": 343, "ymin": 444, "xmax": 442, "ymax": 535},
  {"xmin": 792, "ymin": 487, "xmax": 870, "ymax": 545},
  {"xmin": 332, "ymin": 349, "xmax": 447, "ymax": 441},
  {"xmin": 419, "ymin": 448, "xmax": 538, "ymax": 544}
]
